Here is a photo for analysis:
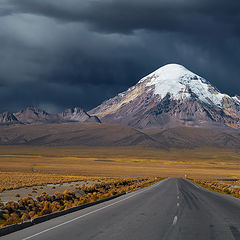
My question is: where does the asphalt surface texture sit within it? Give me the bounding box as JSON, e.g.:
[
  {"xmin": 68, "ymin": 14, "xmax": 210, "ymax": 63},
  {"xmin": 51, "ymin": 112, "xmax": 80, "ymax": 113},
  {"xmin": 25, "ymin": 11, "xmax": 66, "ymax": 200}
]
[{"xmin": 2, "ymin": 178, "xmax": 240, "ymax": 240}]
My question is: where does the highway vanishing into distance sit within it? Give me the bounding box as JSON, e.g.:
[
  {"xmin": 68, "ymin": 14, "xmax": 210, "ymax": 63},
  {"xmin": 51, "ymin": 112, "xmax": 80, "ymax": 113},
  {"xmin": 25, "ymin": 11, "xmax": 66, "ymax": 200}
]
[{"xmin": 2, "ymin": 178, "xmax": 240, "ymax": 240}]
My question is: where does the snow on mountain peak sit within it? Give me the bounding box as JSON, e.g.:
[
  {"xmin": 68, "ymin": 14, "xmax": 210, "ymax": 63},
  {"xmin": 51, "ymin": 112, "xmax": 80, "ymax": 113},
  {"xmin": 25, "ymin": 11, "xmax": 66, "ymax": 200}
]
[
  {"xmin": 138, "ymin": 63, "xmax": 228, "ymax": 107},
  {"xmin": 148, "ymin": 63, "xmax": 194, "ymax": 78}
]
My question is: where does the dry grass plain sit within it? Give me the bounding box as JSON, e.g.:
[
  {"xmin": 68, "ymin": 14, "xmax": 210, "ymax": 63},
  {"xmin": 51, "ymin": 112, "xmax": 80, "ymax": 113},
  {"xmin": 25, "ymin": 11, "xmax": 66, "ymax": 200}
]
[
  {"xmin": 0, "ymin": 146, "xmax": 240, "ymax": 188},
  {"xmin": 189, "ymin": 178, "xmax": 240, "ymax": 199}
]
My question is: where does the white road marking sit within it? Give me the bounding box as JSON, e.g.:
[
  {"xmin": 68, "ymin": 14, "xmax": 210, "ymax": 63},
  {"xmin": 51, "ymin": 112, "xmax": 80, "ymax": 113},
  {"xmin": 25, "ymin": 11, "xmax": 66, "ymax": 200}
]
[
  {"xmin": 21, "ymin": 180, "xmax": 165, "ymax": 240},
  {"xmin": 176, "ymin": 182, "xmax": 179, "ymax": 195},
  {"xmin": 186, "ymin": 179, "xmax": 200, "ymax": 189},
  {"xmin": 172, "ymin": 216, "xmax": 178, "ymax": 225},
  {"xmin": 177, "ymin": 196, "xmax": 179, "ymax": 199},
  {"xmin": 177, "ymin": 203, "xmax": 179, "ymax": 207},
  {"xmin": 190, "ymin": 181, "xmax": 200, "ymax": 189},
  {"xmin": 193, "ymin": 183, "xmax": 200, "ymax": 189}
]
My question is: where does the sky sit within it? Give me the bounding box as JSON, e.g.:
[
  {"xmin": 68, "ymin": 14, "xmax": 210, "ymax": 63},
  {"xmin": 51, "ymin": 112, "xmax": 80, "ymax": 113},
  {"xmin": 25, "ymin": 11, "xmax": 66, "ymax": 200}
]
[{"xmin": 0, "ymin": 0, "xmax": 239, "ymax": 113}]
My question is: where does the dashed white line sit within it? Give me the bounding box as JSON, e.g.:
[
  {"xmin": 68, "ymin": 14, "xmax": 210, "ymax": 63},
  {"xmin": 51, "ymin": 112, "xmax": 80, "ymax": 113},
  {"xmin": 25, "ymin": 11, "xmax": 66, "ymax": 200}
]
[
  {"xmin": 176, "ymin": 182, "xmax": 179, "ymax": 195},
  {"xmin": 177, "ymin": 203, "xmax": 180, "ymax": 207},
  {"xmin": 172, "ymin": 216, "xmax": 178, "ymax": 225},
  {"xmin": 177, "ymin": 196, "xmax": 179, "ymax": 199}
]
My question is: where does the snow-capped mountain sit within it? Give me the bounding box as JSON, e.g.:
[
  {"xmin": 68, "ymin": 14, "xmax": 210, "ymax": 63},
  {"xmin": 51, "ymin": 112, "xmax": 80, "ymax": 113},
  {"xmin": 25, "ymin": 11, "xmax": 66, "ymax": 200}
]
[{"xmin": 89, "ymin": 64, "xmax": 240, "ymax": 129}]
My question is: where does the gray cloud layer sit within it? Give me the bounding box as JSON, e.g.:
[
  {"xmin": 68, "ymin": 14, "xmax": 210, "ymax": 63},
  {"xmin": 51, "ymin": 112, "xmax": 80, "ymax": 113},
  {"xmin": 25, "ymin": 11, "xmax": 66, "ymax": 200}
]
[{"xmin": 0, "ymin": 0, "xmax": 239, "ymax": 113}]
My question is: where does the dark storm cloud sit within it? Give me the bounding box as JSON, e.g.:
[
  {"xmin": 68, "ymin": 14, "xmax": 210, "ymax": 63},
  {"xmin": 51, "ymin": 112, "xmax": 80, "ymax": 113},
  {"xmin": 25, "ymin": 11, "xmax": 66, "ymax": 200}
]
[
  {"xmin": 0, "ymin": 81, "xmax": 120, "ymax": 113},
  {"xmin": 0, "ymin": 0, "xmax": 239, "ymax": 113},
  {"xmin": 8, "ymin": 0, "xmax": 240, "ymax": 34}
]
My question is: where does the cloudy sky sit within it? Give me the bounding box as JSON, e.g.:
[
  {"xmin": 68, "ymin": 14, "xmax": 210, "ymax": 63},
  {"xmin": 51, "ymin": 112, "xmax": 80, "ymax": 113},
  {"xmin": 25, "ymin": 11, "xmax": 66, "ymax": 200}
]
[{"xmin": 0, "ymin": 0, "xmax": 239, "ymax": 113}]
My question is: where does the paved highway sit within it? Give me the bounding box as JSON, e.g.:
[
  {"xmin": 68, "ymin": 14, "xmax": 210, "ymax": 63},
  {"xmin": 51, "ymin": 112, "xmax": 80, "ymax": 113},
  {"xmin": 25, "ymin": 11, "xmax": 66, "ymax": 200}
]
[{"xmin": 2, "ymin": 178, "xmax": 240, "ymax": 240}]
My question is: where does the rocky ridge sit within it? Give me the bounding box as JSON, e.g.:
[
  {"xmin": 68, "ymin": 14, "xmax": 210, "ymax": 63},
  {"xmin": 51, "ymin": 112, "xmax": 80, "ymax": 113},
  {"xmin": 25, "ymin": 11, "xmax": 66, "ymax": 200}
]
[{"xmin": 0, "ymin": 107, "xmax": 100, "ymax": 125}]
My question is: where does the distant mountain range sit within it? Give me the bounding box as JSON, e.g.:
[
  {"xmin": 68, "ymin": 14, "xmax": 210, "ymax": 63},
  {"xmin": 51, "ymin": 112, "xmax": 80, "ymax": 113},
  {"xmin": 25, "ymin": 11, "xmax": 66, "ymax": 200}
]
[
  {"xmin": 1, "ymin": 64, "xmax": 239, "ymax": 129},
  {"xmin": 0, "ymin": 107, "xmax": 100, "ymax": 125},
  {"xmin": 1, "ymin": 64, "xmax": 240, "ymax": 149}
]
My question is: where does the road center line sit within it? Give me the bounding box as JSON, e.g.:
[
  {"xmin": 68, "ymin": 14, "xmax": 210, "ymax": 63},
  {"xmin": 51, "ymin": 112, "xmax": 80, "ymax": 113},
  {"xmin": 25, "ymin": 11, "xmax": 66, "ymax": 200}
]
[
  {"xmin": 176, "ymin": 182, "xmax": 179, "ymax": 195},
  {"xmin": 172, "ymin": 216, "xmax": 178, "ymax": 225},
  {"xmin": 177, "ymin": 203, "xmax": 179, "ymax": 207},
  {"xmin": 21, "ymin": 180, "xmax": 165, "ymax": 240}
]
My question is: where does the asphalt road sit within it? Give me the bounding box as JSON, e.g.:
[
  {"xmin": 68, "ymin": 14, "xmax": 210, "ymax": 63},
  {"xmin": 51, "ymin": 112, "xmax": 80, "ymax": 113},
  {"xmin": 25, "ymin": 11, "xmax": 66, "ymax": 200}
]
[{"xmin": 2, "ymin": 178, "xmax": 240, "ymax": 240}]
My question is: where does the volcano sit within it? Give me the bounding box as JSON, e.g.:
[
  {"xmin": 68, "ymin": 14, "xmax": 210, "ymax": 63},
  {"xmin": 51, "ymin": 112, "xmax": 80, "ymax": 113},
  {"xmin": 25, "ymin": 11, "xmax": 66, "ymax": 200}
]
[{"xmin": 89, "ymin": 64, "xmax": 240, "ymax": 129}]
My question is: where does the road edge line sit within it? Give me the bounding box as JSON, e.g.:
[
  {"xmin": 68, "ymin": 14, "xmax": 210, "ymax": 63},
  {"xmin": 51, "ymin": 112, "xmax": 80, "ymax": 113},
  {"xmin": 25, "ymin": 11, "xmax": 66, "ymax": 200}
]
[{"xmin": 0, "ymin": 192, "xmax": 126, "ymax": 237}]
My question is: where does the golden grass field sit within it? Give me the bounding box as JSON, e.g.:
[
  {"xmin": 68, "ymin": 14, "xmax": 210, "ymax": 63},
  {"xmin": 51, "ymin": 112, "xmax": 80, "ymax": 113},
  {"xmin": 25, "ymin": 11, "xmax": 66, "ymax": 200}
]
[
  {"xmin": 0, "ymin": 145, "xmax": 240, "ymax": 191},
  {"xmin": 0, "ymin": 172, "xmax": 115, "ymax": 193}
]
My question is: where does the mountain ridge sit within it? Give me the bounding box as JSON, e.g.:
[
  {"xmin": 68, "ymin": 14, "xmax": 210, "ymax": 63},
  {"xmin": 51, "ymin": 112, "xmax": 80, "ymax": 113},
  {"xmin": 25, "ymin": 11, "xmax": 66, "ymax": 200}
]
[
  {"xmin": 0, "ymin": 122, "xmax": 239, "ymax": 149},
  {"xmin": 0, "ymin": 107, "xmax": 101, "ymax": 125}
]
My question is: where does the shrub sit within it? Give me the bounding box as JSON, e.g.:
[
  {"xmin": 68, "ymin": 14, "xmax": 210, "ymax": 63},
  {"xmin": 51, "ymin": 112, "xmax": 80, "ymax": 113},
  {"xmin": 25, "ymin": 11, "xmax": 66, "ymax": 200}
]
[
  {"xmin": 21, "ymin": 213, "xmax": 30, "ymax": 222},
  {"xmin": 0, "ymin": 177, "xmax": 161, "ymax": 227}
]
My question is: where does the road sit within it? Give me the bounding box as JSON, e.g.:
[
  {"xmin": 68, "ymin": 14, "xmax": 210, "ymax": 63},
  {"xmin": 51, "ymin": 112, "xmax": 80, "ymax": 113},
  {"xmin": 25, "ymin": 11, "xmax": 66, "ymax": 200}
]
[{"xmin": 2, "ymin": 178, "xmax": 240, "ymax": 240}]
